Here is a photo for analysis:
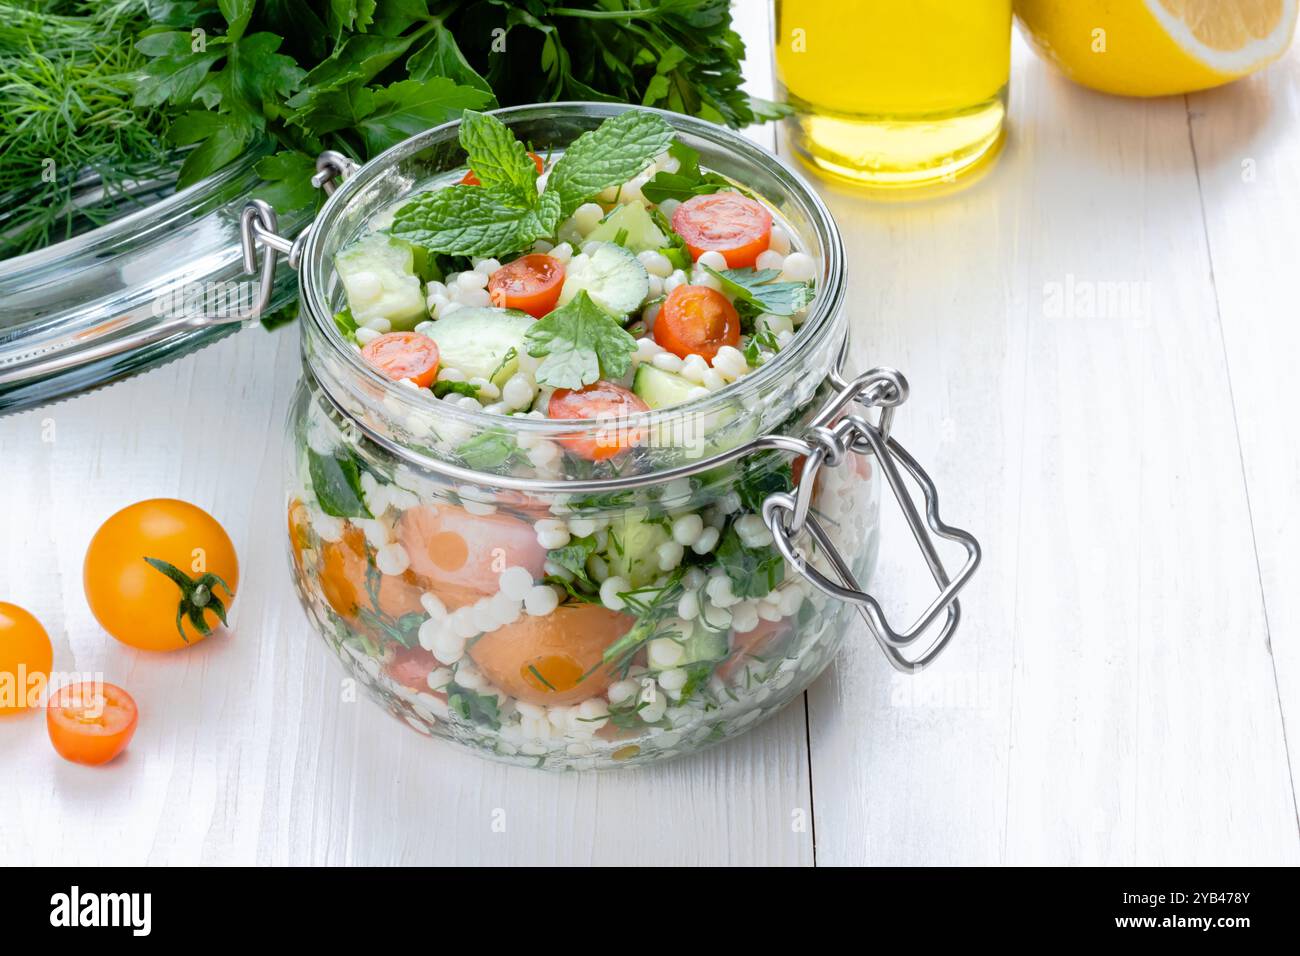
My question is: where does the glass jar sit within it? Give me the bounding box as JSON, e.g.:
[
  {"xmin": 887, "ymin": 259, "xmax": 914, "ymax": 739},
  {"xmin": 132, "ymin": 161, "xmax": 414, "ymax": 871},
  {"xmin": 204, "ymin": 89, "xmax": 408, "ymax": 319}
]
[
  {"xmin": 269, "ymin": 104, "xmax": 979, "ymax": 770},
  {"xmin": 0, "ymin": 149, "xmax": 313, "ymax": 413}
]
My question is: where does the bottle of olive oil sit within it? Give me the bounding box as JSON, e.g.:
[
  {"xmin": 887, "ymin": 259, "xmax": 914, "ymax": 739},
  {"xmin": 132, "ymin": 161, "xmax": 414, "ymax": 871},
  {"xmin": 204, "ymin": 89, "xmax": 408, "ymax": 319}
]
[{"xmin": 774, "ymin": 0, "xmax": 1012, "ymax": 190}]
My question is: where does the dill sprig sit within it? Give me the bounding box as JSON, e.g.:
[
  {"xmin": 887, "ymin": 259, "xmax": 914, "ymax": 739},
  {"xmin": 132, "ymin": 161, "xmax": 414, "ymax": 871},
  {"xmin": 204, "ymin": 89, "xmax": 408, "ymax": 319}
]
[{"xmin": 0, "ymin": 0, "xmax": 173, "ymax": 257}]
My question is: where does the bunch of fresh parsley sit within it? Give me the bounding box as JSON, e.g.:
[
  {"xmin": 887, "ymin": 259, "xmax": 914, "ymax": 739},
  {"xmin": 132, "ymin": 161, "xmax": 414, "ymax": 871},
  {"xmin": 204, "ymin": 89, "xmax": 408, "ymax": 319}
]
[{"xmin": 131, "ymin": 0, "xmax": 785, "ymax": 218}]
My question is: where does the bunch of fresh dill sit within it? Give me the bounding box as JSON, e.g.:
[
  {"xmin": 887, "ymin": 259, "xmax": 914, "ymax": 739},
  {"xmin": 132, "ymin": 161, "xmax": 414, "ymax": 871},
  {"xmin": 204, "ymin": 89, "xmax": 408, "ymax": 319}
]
[{"xmin": 0, "ymin": 0, "xmax": 174, "ymax": 258}]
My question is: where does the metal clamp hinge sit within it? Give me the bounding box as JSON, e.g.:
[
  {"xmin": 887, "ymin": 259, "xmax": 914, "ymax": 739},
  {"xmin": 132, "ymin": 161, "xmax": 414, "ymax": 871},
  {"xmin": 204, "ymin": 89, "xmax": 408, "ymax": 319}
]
[
  {"xmin": 238, "ymin": 150, "xmax": 356, "ymax": 318},
  {"xmin": 762, "ymin": 367, "xmax": 981, "ymax": 674}
]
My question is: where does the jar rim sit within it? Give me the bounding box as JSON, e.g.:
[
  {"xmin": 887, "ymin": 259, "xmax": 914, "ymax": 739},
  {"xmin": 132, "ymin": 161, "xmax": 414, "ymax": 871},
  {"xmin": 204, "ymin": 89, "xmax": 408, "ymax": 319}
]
[{"xmin": 298, "ymin": 102, "xmax": 846, "ymax": 483}]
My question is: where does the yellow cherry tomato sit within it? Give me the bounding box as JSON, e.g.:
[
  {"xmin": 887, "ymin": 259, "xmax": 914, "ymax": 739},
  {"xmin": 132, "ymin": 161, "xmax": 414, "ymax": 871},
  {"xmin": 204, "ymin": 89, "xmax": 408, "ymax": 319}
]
[
  {"xmin": 84, "ymin": 499, "xmax": 239, "ymax": 652},
  {"xmin": 0, "ymin": 602, "xmax": 53, "ymax": 713}
]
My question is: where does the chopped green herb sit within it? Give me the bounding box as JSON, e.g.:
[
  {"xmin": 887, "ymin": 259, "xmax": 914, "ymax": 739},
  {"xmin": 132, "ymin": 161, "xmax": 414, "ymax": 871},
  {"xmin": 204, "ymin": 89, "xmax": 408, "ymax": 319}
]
[
  {"xmin": 333, "ymin": 307, "xmax": 360, "ymax": 345},
  {"xmin": 457, "ymin": 427, "xmax": 520, "ymax": 471},
  {"xmin": 703, "ymin": 266, "xmax": 816, "ymax": 317},
  {"xmin": 716, "ymin": 526, "xmax": 784, "ymax": 598},
  {"xmin": 432, "ymin": 380, "xmax": 481, "ymax": 399},
  {"xmin": 642, "ymin": 140, "xmax": 738, "ymax": 204},
  {"xmin": 448, "ymin": 686, "xmax": 502, "ymax": 730},
  {"xmin": 308, "ymin": 448, "xmax": 371, "ymax": 518},
  {"xmin": 548, "ymin": 534, "xmax": 599, "ymax": 585},
  {"xmin": 524, "ymin": 290, "xmax": 637, "ymax": 389}
]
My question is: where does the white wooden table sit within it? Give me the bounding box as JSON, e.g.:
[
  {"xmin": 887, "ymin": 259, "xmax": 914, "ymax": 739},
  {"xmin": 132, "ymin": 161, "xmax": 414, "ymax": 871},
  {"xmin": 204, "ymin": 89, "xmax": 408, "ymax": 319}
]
[{"xmin": 3, "ymin": 7, "xmax": 1298, "ymax": 866}]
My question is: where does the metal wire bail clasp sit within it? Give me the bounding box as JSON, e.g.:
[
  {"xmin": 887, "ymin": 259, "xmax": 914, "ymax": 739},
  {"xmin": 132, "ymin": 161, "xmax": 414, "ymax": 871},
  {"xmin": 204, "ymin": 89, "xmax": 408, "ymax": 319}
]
[
  {"xmin": 238, "ymin": 150, "xmax": 356, "ymax": 318},
  {"xmin": 762, "ymin": 367, "xmax": 982, "ymax": 674}
]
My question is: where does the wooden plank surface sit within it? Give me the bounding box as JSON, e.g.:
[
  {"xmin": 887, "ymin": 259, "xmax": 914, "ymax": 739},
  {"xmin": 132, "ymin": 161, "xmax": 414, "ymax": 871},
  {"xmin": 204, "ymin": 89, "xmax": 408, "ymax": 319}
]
[{"xmin": 803, "ymin": 32, "xmax": 1300, "ymax": 866}]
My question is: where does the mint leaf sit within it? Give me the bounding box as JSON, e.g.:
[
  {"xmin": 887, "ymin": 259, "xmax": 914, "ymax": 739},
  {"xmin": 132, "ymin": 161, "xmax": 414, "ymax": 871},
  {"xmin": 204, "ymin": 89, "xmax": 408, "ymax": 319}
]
[
  {"xmin": 642, "ymin": 140, "xmax": 736, "ymax": 204},
  {"xmin": 359, "ymin": 79, "xmax": 493, "ymax": 155},
  {"xmin": 703, "ymin": 266, "xmax": 815, "ymax": 317},
  {"xmin": 391, "ymin": 185, "xmax": 557, "ymax": 257},
  {"xmin": 458, "ymin": 109, "xmax": 539, "ymax": 205},
  {"xmin": 547, "ymin": 111, "xmax": 675, "ymax": 217},
  {"xmin": 525, "ymin": 291, "xmax": 637, "ymax": 390}
]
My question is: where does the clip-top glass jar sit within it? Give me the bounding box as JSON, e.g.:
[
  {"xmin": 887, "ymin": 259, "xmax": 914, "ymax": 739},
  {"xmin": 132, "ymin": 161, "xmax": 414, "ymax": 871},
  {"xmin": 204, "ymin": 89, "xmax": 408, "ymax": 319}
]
[{"xmin": 264, "ymin": 104, "xmax": 979, "ymax": 770}]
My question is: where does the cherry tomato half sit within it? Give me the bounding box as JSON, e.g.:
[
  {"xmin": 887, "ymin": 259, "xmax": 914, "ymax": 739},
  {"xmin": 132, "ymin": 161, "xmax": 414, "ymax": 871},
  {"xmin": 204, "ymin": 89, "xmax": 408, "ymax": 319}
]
[
  {"xmin": 653, "ymin": 284, "xmax": 741, "ymax": 362},
  {"xmin": 47, "ymin": 682, "xmax": 138, "ymax": 766},
  {"xmin": 671, "ymin": 192, "xmax": 773, "ymax": 268},
  {"xmin": 459, "ymin": 151, "xmax": 545, "ymax": 186},
  {"xmin": 0, "ymin": 602, "xmax": 53, "ymax": 713},
  {"xmin": 548, "ymin": 381, "xmax": 650, "ymax": 462},
  {"xmin": 361, "ymin": 331, "xmax": 441, "ymax": 388},
  {"xmin": 384, "ymin": 646, "xmax": 445, "ymax": 694},
  {"xmin": 84, "ymin": 499, "xmax": 239, "ymax": 652},
  {"xmin": 487, "ymin": 254, "xmax": 565, "ymax": 317}
]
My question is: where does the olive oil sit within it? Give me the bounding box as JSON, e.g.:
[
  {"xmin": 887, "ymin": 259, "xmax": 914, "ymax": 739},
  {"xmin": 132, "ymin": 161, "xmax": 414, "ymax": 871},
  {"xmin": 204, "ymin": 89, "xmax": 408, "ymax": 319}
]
[{"xmin": 774, "ymin": 0, "xmax": 1011, "ymax": 190}]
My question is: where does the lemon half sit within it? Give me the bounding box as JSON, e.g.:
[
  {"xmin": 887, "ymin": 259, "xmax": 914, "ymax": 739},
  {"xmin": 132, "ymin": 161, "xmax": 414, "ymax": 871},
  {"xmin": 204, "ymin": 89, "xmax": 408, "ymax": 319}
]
[{"xmin": 1016, "ymin": 0, "xmax": 1298, "ymax": 96}]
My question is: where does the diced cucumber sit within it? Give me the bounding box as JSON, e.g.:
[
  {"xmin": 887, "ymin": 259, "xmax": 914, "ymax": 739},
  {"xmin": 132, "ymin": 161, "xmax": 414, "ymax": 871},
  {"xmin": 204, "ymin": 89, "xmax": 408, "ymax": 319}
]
[
  {"xmin": 426, "ymin": 307, "xmax": 535, "ymax": 387},
  {"xmin": 605, "ymin": 511, "xmax": 670, "ymax": 588},
  {"xmin": 335, "ymin": 233, "xmax": 427, "ymax": 331},
  {"xmin": 680, "ymin": 621, "xmax": 728, "ymax": 665},
  {"xmin": 633, "ymin": 363, "xmax": 698, "ymax": 410},
  {"xmin": 586, "ymin": 202, "xmax": 666, "ymax": 252},
  {"xmin": 557, "ymin": 242, "xmax": 649, "ymax": 318}
]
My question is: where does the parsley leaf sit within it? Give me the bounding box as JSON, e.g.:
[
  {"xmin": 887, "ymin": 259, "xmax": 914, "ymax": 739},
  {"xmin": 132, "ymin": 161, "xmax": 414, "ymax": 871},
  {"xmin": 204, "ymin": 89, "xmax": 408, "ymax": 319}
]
[
  {"xmin": 524, "ymin": 291, "xmax": 637, "ymax": 389},
  {"xmin": 546, "ymin": 110, "xmax": 675, "ymax": 217},
  {"xmin": 457, "ymin": 109, "xmax": 540, "ymax": 205},
  {"xmin": 642, "ymin": 140, "xmax": 736, "ymax": 204},
  {"xmin": 432, "ymin": 380, "xmax": 481, "ymax": 399},
  {"xmin": 716, "ymin": 526, "xmax": 784, "ymax": 598},
  {"xmin": 308, "ymin": 448, "xmax": 372, "ymax": 518},
  {"xmin": 333, "ymin": 306, "xmax": 360, "ymax": 345},
  {"xmin": 357, "ymin": 78, "xmax": 493, "ymax": 155},
  {"xmin": 548, "ymin": 534, "xmax": 598, "ymax": 585},
  {"xmin": 703, "ymin": 266, "xmax": 816, "ymax": 317},
  {"xmin": 457, "ymin": 427, "xmax": 521, "ymax": 471},
  {"xmin": 448, "ymin": 686, "xmax": 501, "ymax": 730}
]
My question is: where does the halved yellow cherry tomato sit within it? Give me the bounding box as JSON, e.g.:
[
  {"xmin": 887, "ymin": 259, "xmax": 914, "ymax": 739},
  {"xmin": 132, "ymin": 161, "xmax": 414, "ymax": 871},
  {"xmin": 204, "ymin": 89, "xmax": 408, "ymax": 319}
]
[
  {"xmin": 84, "ymin": 499, "xmax": 239, "ymax": 652},
  {"xmin": 47, "ymin": 682, "xmax": 138, "ymax": 765},
  {"xmin": 0, "ymin": 602, "xmax": 53, "ymax": 713}
]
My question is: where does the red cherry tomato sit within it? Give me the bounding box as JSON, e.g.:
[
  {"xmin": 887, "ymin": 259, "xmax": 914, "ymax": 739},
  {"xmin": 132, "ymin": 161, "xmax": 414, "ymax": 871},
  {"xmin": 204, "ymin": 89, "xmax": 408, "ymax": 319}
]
[
  {"xmin": 384, "ymin": 647, "xmax": 445, "ymax": 694},
  {"xmin": 653, "ymin": 284, "xmax": 741, "ymax": 361},
  {"xmin": 47, "ymin": 682, "xmax": 138, "ymax": 766},
  {"xmin": 671, "ymin": 192, "xmax": 773, "ymax": 268},
  {"xmin": 459, "ymin": 152, "xmax": 545, "ymax": 186},
  {"xmin": 547, "ymin": 381, "xmax": 650, "ymax": 461},
  {"xmin": 361, "ymin": 332, "xmax": 440, "ymax": 388},
  {"xmin": 487, "ymin": 254, "xmax": 565, "ymax": 317}
]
